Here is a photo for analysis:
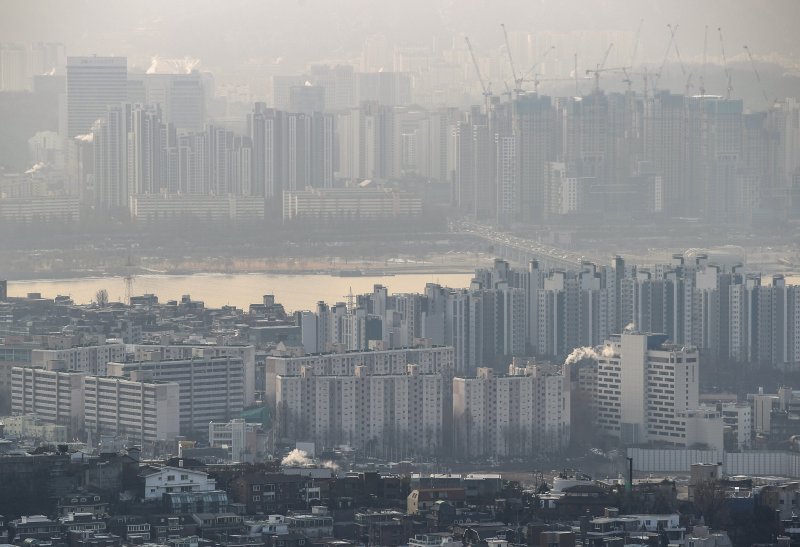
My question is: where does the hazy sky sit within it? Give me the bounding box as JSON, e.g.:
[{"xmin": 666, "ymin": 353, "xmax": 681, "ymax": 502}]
[{"xmin": 2, "ymin": 1, "xmax": 799, "ymax": 74}]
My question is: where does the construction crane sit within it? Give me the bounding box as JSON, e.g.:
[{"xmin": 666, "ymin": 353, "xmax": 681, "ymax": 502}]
[
  {"xmin": 630, "ymin": 18, "xmax": 644, "ymax": 68},
  {"xmin": 744, "ymin": 45, "xmax": 770, "ymax": 107},
  {"xmin": 530, "ymin": 73, "xmax": 579, "ymax": 94},
  {"xmin": 652, "ymin": 24, "xmax": 678, "ymax": 92},
  {"xmin": 520, "ymin": 45, "xmax": 556, "ymax": 90},
  {"xmin": 684, "ymin": 71, "xmax": 694, "ymax": 96},
  {"xmin": 621, "ymin": 67, "xmax": 650, "ymax": 99},
  {"xmin": 500, "ymin": 23, "xmax": 522, "ymax": 96},
  {"xmin": 718, "ymin": 27, "xmax": 733, "ymax": 99},
  {"xmin": 585, "ymin": 43, "xmax": 615, "ymax": 92},
  {"xmin": 699, "ymin": 25, "xmax": 709, "ymax": 96},
  {"xmin": 464, "ymin": 36, "xmax": 492, "ymax": 114},
  {"xmin": 667, "ymin": 24, "xmax": 687, "ymax": 78}
]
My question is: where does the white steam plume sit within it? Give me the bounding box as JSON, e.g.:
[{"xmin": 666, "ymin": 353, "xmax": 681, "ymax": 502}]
[
  {"xmin": 281, "ymin": 448, "xmax": 313, "ymax": 467},
  {"xmin": 624, "ymin": 322, "xmax": 636, "ymax": 332},
  {"xmin": 25, "ymin": 162, "xmax": 45, "ymax": 174},
  {"xmin": 564, "ymin": 346, "xmax": 599, "ymax": 365}
]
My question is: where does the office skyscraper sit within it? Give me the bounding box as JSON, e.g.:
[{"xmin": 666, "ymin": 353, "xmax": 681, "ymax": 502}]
[{"xmin": 66, "ymin": 56, "xmax": 127, "ymax": 138}]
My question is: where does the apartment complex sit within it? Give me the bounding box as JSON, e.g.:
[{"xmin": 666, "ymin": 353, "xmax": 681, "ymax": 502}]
[
  {"xmin": 452, "ymin": 364, "xmax": 570, "ymax": 459},
  {"xmin": 10, "ymin": 367, "xmax": 85, "ymax": 435},
  {"xmin": 265, "ymin": 346, "xmax": 454, "ymax": 406},
  {"xmin": 106, "ymin": 356, "xmax": 245, "ymax": 435},
  {"xmin": 84, "ymin": 376, "xmax": 180, "ymax": 445},
  {"xmin": 276, "ymin": 364, "xmax": 443, "ymax": 458}
]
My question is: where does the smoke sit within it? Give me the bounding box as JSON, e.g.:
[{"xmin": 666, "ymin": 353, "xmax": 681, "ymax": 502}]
[
  {"xmin": 281, "ymin": 448, "xmax": 313, "ymax": 467},
  {"xmin": 624, "ymin": 322, "xmax": 636, "ymax": 332},
  {"xmin": 74, "ymin": 133, "xmax": 93, "ymax": 143},
  {"xmin": 321, "ymin": 460, "xmax": 340, "ymax": 472},
  {"xmin": 564, "ymin": 346, "xmax": 598, "ymax": 365},
  {"xmin": 25, "ymin": 162, "xmax": 45, "ymax": 174},
  {"xmin": 601, "ymin": 345, "xmax": 616, "ymax": 358},
  {"xmin": 146, "ymin": 55, "xmax": 200, "ymax": 75}
]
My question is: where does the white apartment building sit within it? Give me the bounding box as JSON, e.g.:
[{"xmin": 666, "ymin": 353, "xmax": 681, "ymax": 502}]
[
  {"xmin": 595, "ymin": 332, "xmax": 711, "ymax": 447},
  {"xmin": 265, "ymin": 346, "xmax": 454, "ymax": 406},
  {"xmin": 452, "ymin": 364, "xmax": 570, "ymax": 460},
  {"xmin": 282, "ymin": 187, "xmax": 422, "ymax": 222},
  {"xmin": 129, "ymin": 194, "xmax": 265, "ymax": 224},
  {"xmin": 276, "ymin": 364, "xmax": 443, "ymax": 457},
  {"xmin": 106, "ymin": 356, "xmax": 244, "ymax": 436},
  {"xmin": 208, "ymin": 419, "xmax": 264, "ymax": 463},
  {"xmin": 84, "ymin": 376, "xmax": 180, "ymax": 445},
  {"xmin": 719, "ymin": 402, "xmax": 752, "ymax": 450},
  {"xmin": 11, "ymin": 367, "xmax": 85, "ymax": 435},
  {"xmin": 31, "ymin": 343, "xmax": 126, "ymax": 376},
  {"xmin": 131, "ymin": 344, "xmax": 256, "ymax": 405}
]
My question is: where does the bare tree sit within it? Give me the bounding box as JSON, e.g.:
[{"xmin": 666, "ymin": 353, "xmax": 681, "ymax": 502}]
[
  {"xmin": 95, "ymin": 288, "xmax": 109, "ymax": 307},
  {"xmin": 692, "ymin": 479, "xmax": 730, "ymax": 530}
]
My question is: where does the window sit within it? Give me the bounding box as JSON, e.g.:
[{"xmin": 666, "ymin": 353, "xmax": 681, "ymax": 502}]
[
  {"xmin": 181, "ymin": 474, "xmax": 188, "ymax": 480},
  {"xmin": 253, "ymin": 495, "xmax": 261, "ymax": 502},
  {"xmin": 167, "ymin": 475, "xmax": 175, "ymax": 481},
  {"xmin": 252, "ymin": 484, "xmax": 261, "ymax": 492}
]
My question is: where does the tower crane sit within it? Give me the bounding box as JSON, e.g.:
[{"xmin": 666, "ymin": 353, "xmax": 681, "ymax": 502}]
[
  {"xmin": 465, "ymin": 36, "xmax": 492, "ymax": 114},
  {"xmin": 699, "ymin": 25, "xmax": 709, "ymax": 96},
  {"xmin": 520, "ymin": 45, "xmax": 556, "ymax": 91},
  {"xmin": 684, "ymin": 71, "xmax": 694, "ymax": 96},
  {"xmin": 530, "ymin": 73, "xmax": 580, "ymax": 94},
  {"xmin": 744, "ymin": 45, "xmax": 770, "ymax": 107},
  {"xmin": 630, "ymin": 18, "xmax": 644, "ymax": 68},
  {"xmin": 667, "ymin": 24, "xmax": 687, "ymax": 78},
  {"xmin": 621, "ymin": 67, "xmax": 650, "ymax": 99},
  {"xmin": 500, "ymin": 23, "xmax": 522, "ymax": 96},
  {"xmin": 718, "ymin": 27, "xmax": 733, "ymax": 99},
  {"xmin": 653, "ymin": 24, "xmax": 678, "ymax": 92},
  {"xmin": 585, "ymin": 43, "xmax": 615, "ymax": 92}
]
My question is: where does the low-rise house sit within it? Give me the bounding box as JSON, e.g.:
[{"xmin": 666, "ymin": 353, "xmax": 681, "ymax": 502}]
[
  {"xmin": 139, "ymin": 465, "xmax": 216, "ymax": 501},
  {"xmin": 407, "ymin": 488, "xmax": 466, "ymax": 515},
  {"xmin": 106, "ymin": 515, "xmax": 150, "ymax": 543},
  {"xmin": 57, "ymin": 493, "xmax": 108, "ymax": 518},
  {"xmin": 230, "ymin": 473, "xmax": 314, "ymax": 514},
  {"xmin": 191, "ymin": 513, "xmax": 244, "ymax": 539},
  {"xmin": 59, "ymin": 513, "xmax": 107, "ymax": 535},
  {"xmin": 164, "ymin": 491, "xmax": 229, "ymax": 514},
  {"xmin": 286, "ymin": 507, "xmax": 334, "ymax": 539},
  {"xmin": 10, "ymin": 515, "xmax": 62, "ymax": 542}
]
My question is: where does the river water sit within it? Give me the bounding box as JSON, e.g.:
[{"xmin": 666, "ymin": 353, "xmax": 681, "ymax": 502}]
[{"xmin": 6, "ymin": 272, "xmax": 474, "ymax": 312}]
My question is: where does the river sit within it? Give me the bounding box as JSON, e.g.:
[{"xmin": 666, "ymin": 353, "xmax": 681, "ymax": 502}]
[{"xmin": 6, "ymin": 272, "xmax": 474, "ymax": 312}]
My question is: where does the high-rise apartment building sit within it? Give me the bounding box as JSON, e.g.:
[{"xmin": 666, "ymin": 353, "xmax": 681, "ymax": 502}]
[
  {"xmin": 265, "ymin": 345, "xmax": 454, "ymax": 407},
  {"xmin": 276, "ymin": 363, "xmax": 444, "ymax": 457},
  {"xmin": 106, "ymin": 356, "xmax": 244, "ymax": 436},
  {"xmin": 30, "ymin": 343, "xmax": 126, "ymax": 376},
  {"xmin": 83, "ymin": 376, "xmax": 180, "ymax": 445},
  {"xmin": 92, "ymin": 103, "xmax": 131, "ymax": 209},
  {"xmin": 11, "ymin": 367, "xmax": 85, "ymax": 435},
  {"xmin": 66, "ymin": 56, "xmax": 127, "ymax": 138},
  {"xmin": 452, "ymin": 364, "xmax": 569, "ymax": 459}
]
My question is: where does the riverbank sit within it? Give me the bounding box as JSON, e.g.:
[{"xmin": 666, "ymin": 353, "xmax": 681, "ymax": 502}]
[{"xmin": 7, "ymin": 271, "xmax": 476, "ymax": 311}]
